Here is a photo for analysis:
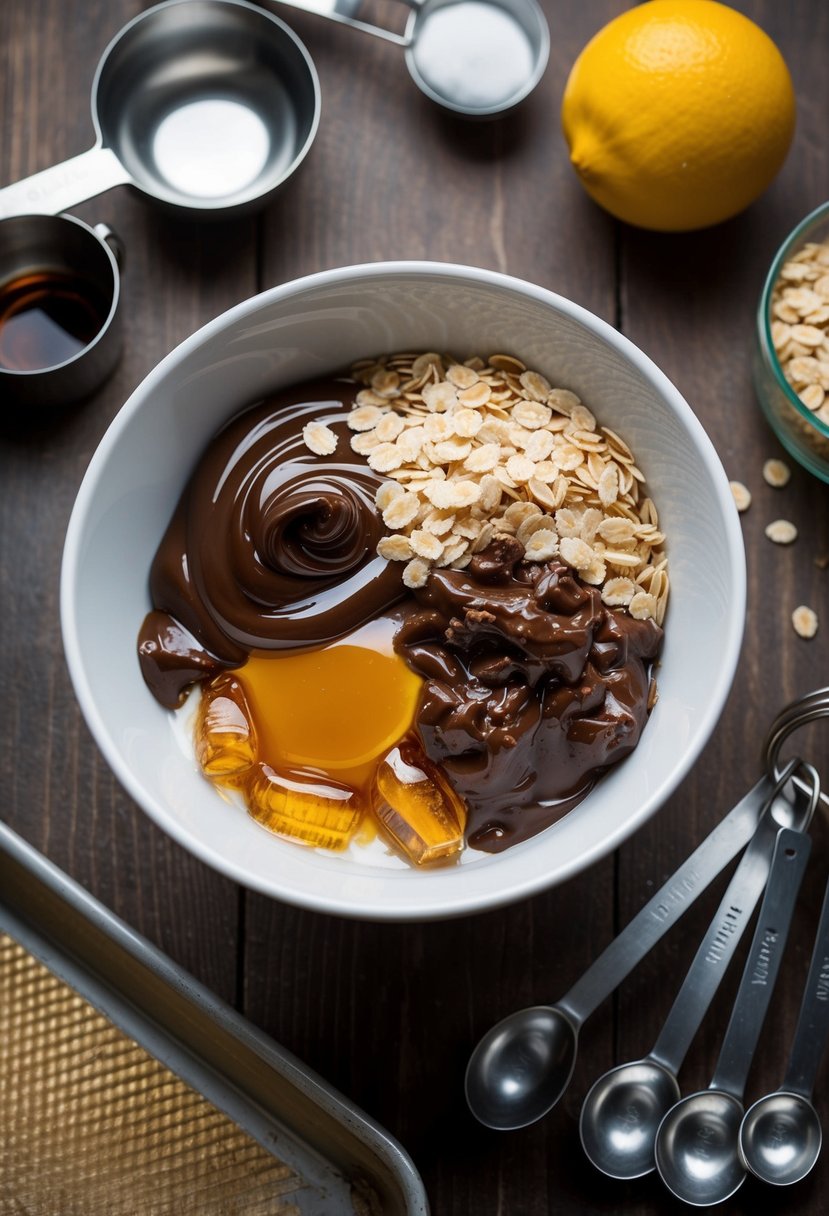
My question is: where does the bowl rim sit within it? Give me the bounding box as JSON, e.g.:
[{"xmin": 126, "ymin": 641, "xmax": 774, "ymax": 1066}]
[
  {"xmin": 60, "ymin": 260, "xmax": 746, "ymax": 919},
  {"xmin": 757, "ymin": 200, "xmax": 829, "ymax": 445}
]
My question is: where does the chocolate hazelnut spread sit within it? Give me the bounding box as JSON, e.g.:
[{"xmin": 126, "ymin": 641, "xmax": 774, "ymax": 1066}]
[
  {"xmin": 138, "ymin": 378, "xmax": 405, "ymax": 706},
  {"xmin": 394, "ymin": 538, "xmax": 662, "ymax": 852}
]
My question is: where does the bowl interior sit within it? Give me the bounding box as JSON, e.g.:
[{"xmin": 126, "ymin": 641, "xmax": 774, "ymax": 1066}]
[{"xmin": 61, "ymin": 263, "xmax": 745, "ymax": 920}]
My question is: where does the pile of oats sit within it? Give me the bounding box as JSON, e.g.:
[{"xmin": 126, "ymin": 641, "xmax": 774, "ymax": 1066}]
[
  {"xmin": 769, "ymin": 240, "xmax": 829, "ymax": 460},
  {"xmin": 303, "ymin": 351, "xmax": 668, "ymax": 626}
]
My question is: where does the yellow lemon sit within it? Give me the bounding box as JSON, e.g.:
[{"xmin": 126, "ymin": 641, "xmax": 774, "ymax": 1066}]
[{"xmin": 561, "ymin": 0, "xmax": 796, "ymax": 232}]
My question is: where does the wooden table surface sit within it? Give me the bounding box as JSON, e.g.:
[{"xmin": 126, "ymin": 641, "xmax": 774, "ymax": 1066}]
[{"xmin": 2, "ymin": 1, "xmax": 829, "ymax": 1212}]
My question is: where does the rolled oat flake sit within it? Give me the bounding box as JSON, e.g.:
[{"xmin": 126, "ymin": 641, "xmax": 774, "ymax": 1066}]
[
  {"xmin": 792, "ymin": 605, "xmax": 818, "ymax": 638},
  {"xmin": 765, "ymin": 518, "xmax": 798, "ymax": 544}
]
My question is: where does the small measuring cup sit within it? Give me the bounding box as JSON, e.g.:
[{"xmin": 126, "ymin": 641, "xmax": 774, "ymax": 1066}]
[
  {"xmin": 0, "ymin": 0, "xmax": 320, "ymax": 221},
  {"xmin": 579, "ymin": 761, "xmax": 810, "ymax": 1180},
  {"xmin": 0, "ymin": 213, "xmax": 123, "ymax": 408},
  {"xmin": 654, "ymin": 825, "xmax": 813, "ymax": 1207},
  {"xmin": 739, "ymin": 870, "xmax": 829, "ymax": 1186},
  {"xmin": 272, "ymin": 0, "xmax": 550, "ymax": 117}
]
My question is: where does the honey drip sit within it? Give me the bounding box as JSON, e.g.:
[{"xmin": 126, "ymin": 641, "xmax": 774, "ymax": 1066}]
[
  {"xmin": 194, "ymin": 675, "xmax": 256, "ymax": 780},
  {"xmin": 373, "ymin": 740, "xmax": 466, "ymax": 864},
  {"xmin": 193, "ymin": 616, "xmax": 466, "ymax": 863}
]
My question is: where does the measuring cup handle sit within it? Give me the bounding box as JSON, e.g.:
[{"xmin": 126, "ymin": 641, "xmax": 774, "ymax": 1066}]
[
  {"xmin": 94, "ymin": 223, "xmax": 126, "ymax": 271},
  {"xmin": 267, "ymin": 0, "xmax": 411, "ymax": 46},
  {"xmin": 0, "ymin": 147, "xmax": 131, "ymax": 220}
]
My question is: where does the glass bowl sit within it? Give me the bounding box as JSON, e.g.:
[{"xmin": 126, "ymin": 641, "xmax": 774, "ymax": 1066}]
[{"xmin": 754, "ymin": 200, "xmax": 829, "ymax": 482}]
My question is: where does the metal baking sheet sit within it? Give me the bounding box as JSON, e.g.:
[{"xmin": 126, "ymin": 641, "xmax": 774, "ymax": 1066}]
[{"xmin": 0, "ymin": 819, "xmax": 430, "ymax": 1215}]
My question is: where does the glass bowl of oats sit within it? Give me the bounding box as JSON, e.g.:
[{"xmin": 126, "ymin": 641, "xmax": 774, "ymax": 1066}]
[
  {"xmin": 755, "ymin": 200, "xmax": 829, "ymax": 481},
  {"xmin": 61, "ymin": 262, "xmax": 745, "ymax": 921}
]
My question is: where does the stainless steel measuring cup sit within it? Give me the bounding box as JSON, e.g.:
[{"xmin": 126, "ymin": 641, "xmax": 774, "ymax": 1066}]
[
  {"xmin": 0, "ymin": 0, "xmax": 321, "ymax": 221},
  {"xmin": 0, "ymin": 213, "xmax": 123, "ymax": 408},
  {"xmin": 272, "ymin": 0, "xmax": 550, "ymax": 117}
]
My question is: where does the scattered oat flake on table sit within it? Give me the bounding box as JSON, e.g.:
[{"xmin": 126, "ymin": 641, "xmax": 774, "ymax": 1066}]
[
  {"xmin": 765, "ymin": 519, "xmax": 798, "ymax": 544},
  {"xmin": 762, "ymin": 458, "xmax": 791, "ymax": 488},
  {"xmin": 729, "ymin": 481, "xmax": 752, "ymax": 512},
  {"xmin": 792, "ymin": 605, "xmax": 818, "ymax": 638}
]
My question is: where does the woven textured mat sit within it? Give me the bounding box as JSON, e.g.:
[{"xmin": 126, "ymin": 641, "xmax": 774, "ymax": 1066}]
[{"xmin": 0, "ymin": 933, "xmax": 304, "ymax": 1215}]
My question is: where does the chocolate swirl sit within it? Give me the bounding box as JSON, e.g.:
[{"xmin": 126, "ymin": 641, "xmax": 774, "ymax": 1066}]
[{"xmin": 138, "ymin": 377, "xmax": 404, "ymax": 704}]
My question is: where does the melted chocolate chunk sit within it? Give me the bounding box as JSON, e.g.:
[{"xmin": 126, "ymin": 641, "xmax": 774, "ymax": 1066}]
[
  {"xmin": 137, "ymin": 611, "xmax": 230, "ymax": 709},
  {"xmin": 395, "ymin": 549, "xmax": 663, "ymax": 853}
]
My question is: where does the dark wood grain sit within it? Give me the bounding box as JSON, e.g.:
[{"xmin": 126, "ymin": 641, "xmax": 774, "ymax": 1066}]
[{"xmin": 1, "ymin": 2, "xmax": 828, "ymax": 1214}]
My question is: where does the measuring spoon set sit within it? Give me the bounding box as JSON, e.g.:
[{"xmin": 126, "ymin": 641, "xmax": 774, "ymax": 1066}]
[{"xmin": 467, "ymin": 687, "xmax": 829, "ymax": 1206}]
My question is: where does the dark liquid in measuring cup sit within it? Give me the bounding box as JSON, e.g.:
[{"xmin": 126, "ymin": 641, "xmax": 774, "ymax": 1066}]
[{"xmin": 0, "ymin": 270, "xmax": 108, "ymax": 372}]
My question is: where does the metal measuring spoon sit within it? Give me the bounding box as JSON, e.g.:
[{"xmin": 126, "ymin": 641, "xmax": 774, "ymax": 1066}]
[
  {"xmin": 739, "ymin": 870, "xmax": 829, "ymax": 1186},
  {"xmin": 579, "ymin": 770, "xmax": 810, "ymax": 1180},
  {"xmin": 654, "ymin": 825, "xmax": 812, "ymax": 1207},
  {"xmin": 465, "ymin": 767, "xmax": 798, "ymax": 1131}
]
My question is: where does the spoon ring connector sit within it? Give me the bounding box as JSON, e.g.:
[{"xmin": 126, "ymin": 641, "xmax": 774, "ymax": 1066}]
[{"xmin": 763, "ymin": 686, "xmax": 829, "ymax": 817}]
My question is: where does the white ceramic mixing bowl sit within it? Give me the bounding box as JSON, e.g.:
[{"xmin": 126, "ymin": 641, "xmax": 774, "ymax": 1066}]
[{"xmin": 61, "ymin": 262, "xmax": 745, "ymax": 920}]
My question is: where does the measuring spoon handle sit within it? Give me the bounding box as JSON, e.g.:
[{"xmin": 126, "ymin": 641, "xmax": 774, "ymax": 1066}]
[
  {"xmin": 711, "ymin": 828, "xmax": 811, "ymax": 1100},
  {"xmin": 558, "ymin": 772, "xmax": 783, "ymax": 1026},
  {"xmin": 0, "ymin": 146, "xmax": 131, "ymax": 220},
  {"xmin": 782, "ymin": 873, "xmax": 829, "ymax": 1097},
  {"xmin": 650, "ymin": 805, "xmax": 785, "ymax": 1075}
]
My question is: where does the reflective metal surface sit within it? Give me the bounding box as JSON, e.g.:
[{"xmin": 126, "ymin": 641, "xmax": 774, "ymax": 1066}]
[
  {"xmin": 0, "ymin": 212, "xmax": 123, "ymax": 407},
  {"xmin": 654, "ymin": 826, "xmax": 812, "ymax": 1206},
  {"xmin": 465, "ymin": 772, "xmax": 785, "ymax": 1131},
  {"xmin": 0, "ymin": 0, "xmax": 320, "ymax": 219},
  {"xmin": 739, "ymin": 868, "xmax": 829, "ymax": 1186}
]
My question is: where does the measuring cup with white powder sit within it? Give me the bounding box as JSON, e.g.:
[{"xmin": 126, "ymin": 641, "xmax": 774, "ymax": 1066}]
[{"xmin": 271, "ymin": 0, "xmax": 550, "ymax": 117}]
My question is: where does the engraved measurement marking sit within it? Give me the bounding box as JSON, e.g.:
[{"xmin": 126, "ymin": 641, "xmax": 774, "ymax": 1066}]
[
  {"xmin": 770, "ymin": 1119, "xmax": 791, "ymax": 1149},
  {"xmin": 816, "ymin": 956, "xmax": 829, "ymax": 1002},
  {"xmin": 7, "ymin": 162, "xmax": 91, "ymax": 207},
  {"xmin": 752, "ymin": 929, "xmax": 779, "ymax": 985},
  {"xmin": 694, "ymin": 1123, "xmax": 718, "ymax": 1158},
  {"xmin": 651, "ymin": 868, "xmax": 701, "ymax": 921},
  {"xmin": 620, "ymin": 1102, "xmax": 643, "ymax": 1131},
  {"xmin": 705, "ymin": 905, "xmax": 743, "ymax": 964}
]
